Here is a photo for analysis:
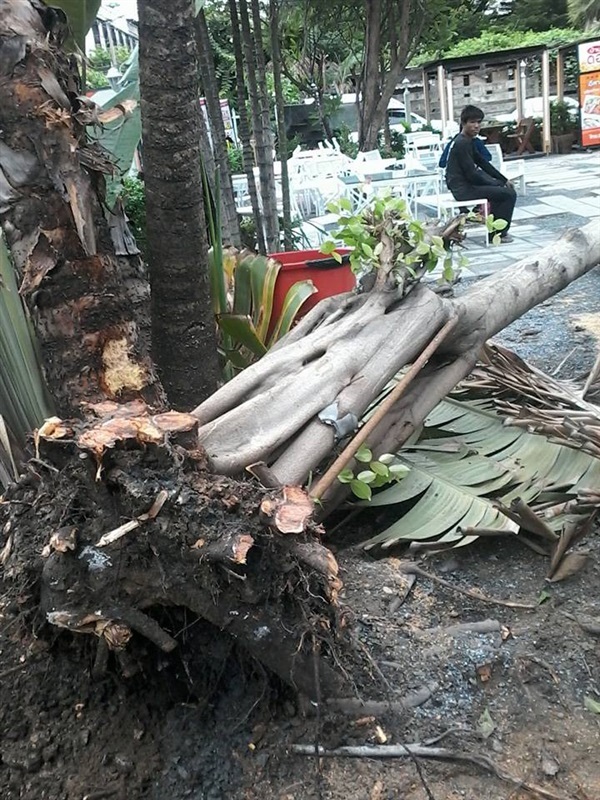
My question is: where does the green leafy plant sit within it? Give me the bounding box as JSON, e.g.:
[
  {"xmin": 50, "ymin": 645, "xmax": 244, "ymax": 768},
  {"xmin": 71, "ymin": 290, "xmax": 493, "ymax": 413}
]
[
  {"xmin": 211, "ymin": 249, "xmax": 317, "ymax": 374},
  {"xmin": 322, "ymin": 196, "xmax": 453, "ymax": 282},
  {"xmin": 122, "ymin": 176, "xmax": 146, "ymax": 255},
  {"xmin": 484, "ymin": 213, "xmax": 508, "ymax": 244},
  {"xmin": 337, "ymin": 445, "xmax": 409, "ymax": 501},
  {"xmin": 226, "ymin": 145, "xmax": 244, "ymax": 174},
  {"xmin": 550, "ymin": 100, "xmax": 578, "ymax": 136}
]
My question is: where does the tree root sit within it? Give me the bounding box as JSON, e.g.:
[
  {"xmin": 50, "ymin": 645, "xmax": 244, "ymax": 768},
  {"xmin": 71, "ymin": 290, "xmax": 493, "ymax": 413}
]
[
  {"xmin": 1, "ymin": 435, "xmax": 353, "ymax": 700},
  {"xmin": 290, "ymin": 743, "xmax": 570, "ymax": 800}
]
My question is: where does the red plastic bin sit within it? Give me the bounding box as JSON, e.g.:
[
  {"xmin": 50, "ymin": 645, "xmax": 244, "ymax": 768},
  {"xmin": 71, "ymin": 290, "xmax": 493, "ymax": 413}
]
[{"xmin": 269, "ymin": 248, "xmax": 355, "ymax": 326}]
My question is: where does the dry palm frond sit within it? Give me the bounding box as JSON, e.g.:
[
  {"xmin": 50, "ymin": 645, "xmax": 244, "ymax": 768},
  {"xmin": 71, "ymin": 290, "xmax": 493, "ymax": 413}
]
[
  {"xmin": 461, "ymin": 342, "xmax": 600, "ymax": 459},
  {"xmin": 361, "ymin": 343, "xmax": 600, "ymax": 575}
]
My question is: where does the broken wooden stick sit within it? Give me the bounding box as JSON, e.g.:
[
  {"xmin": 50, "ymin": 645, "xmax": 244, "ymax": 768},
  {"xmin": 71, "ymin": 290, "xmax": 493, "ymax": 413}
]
[{"xmin": 310, "ymin": 316, "xmax": 459, "ymax": 501}]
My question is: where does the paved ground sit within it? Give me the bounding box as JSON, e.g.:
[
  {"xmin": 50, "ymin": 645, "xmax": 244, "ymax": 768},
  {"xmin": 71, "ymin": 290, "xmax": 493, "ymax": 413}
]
[{"xmin": 442, "ymin": 150, "xmax": 600, "ymax": 277}]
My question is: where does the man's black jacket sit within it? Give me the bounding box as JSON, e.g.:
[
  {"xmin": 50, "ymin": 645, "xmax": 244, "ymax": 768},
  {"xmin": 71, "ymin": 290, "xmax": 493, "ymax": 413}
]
[{"xmin": 445, "ymin": 133, "xmax": 507, "ymax": 194}]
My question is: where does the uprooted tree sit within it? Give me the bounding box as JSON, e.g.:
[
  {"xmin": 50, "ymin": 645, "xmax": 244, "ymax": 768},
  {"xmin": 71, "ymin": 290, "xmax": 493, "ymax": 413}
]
[{"xmin": 1, "ymin": 1, "xmax": 600, "ymax": 700}]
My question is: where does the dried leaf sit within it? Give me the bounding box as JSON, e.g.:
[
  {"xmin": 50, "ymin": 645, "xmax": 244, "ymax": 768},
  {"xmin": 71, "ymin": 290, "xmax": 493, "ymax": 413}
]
[
  {"xmin": 547, "ymin": 552, "xmax": 589, "ymax": 583},
  {"xmin": 37, "ymin": 417, "xmax": 70, "ymax": 440},
  {"xmin": 584, "ymin": 696, "xmax": 600, "ymax": 714},
  {"xmin": 477, "ymin": 707, "xmax": 496, "ymax": 739}
]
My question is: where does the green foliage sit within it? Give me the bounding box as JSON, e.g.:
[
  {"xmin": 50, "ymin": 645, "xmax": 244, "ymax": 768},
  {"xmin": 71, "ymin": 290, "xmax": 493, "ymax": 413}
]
[
  {"xmin": 509, "ymin": 0, "xmax": 569, "ymax": 32},
  {"xmin": 550, "ymin": 99, "xmax": 578, "ymax": 135},
  {"xmin": 49, "ymin": 0, "xmax": 101, "ymax": 51},
  {"xmin": 122, "ymin": 177, "xmax": 147, "ymax": 255},
  {"xmin": 334, "ymin": 125, "xmax": 359, "ymax": 158},
  {"xmin": 413, "ymin": 27, "xmax": 584, "ymax": 65},
  {"xmin": 337, "ymin": 446, "xmax": 409, "ymax": 501},
  {"xmin": 322, "ymin": 196, "xmax": 452, "ymax": 282},
  {"xmin": 568, "ymin": 0, "xmax": 600, "ymax": 29},
  {"xmin": 227, "ymin": 145, "xmax": 244, "ymax": 174},
  {"xmin": 377, "ymin": 129, "xmax": 405, "ymax": 159},
  {"xmin": 212, "ymin": 250, "xmax": 317, "ymax": 375}
]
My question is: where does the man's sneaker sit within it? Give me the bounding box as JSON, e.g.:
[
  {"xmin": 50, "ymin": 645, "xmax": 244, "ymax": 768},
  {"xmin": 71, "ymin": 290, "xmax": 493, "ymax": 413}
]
[{"xmin": 500, "ymin": 233, "xmax": 514, "ymax": 243}]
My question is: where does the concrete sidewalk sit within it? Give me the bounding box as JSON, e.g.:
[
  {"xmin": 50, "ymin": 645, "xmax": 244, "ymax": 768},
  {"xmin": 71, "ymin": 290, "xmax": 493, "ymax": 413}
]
[{"xmin": 449, "ymin": 151, "xmax": 600, "ymax": 278}]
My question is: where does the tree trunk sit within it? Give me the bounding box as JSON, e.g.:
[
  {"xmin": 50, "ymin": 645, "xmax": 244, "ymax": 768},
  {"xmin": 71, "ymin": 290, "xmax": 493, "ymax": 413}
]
[
  {"xmin": 238, "ymin": 0, "xmax": 280, "ymax": 253},
  {"xmin": 249, "ymin": 0, "xmax": 280, "ymax": 252},
  {"xmin": 0, "ymin": 0, "xmax": 163, "ymax": 417},
  {"xmin": 358, "ymin": 0, "xmax": 416, "ymax": 152},
  {"xmin": 227, "ymin": 0, "xmax": 266, "ymax": 254},
  {"xmin": 193, "ymin": 222, "xmax": 600, "ymax": 486},
  {"xmin": 194, "ymin": 8, "xmax": 242, "ymax": 248},
  {"xmin": 269, "ymin": 0, "xmax": 292, "ymax": 249},
  {"xmin": 138, "ymin": 0, "xmax": 221, "ymax": 409}
]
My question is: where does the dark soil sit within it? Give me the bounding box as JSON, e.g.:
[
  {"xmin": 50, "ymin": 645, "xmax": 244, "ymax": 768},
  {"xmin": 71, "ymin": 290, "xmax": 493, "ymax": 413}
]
[{"xmin": 2, "ymin": 280, "xmax": 600, "ymax": 800}]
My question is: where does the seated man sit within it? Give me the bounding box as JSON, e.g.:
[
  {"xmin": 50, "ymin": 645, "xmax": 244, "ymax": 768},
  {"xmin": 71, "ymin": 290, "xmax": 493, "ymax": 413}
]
[{"xmin": 446, "ymin": 105, "xmax": 517, "ymax": 243}]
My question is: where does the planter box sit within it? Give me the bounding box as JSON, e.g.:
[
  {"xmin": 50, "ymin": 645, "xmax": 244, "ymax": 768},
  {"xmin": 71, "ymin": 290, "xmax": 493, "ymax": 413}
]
[
  {"xmin": 551, "ymin": 133, "xmax": 576, "ymax": 154},
  {"xmin": 269, "ymin": 248, "xmax": 356, "ymax": 325}
]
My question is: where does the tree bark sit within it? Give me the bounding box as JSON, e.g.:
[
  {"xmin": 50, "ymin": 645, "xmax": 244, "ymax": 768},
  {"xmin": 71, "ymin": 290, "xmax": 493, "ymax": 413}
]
[
  {"xmin": 138, "ymin": 0, "xmax": 221, "ymax": 409},
  {"xmin": 227, "ymin": 0, "xmax": 266, "ymax": 253},
  {"xmin": 0, "ymin": 0, "xmax": 163, "ymax": 417},
  {"xmin": 193, "ymin": 222, "xmax": 600, "ymax": 486},
  {"xmin": 358, "ymin": 0, "xmax": 419, "ymax": 152},
  {"xmin": 238, "ymin": 0, "xmax": 280, "ymax": 253},
  {"xmin": 194, "ymin": 8, "xmax": 242, "ymax": 248},
  {"xmin": 270, "ymin": 0, "xmax": 292, "ymax": 249}
]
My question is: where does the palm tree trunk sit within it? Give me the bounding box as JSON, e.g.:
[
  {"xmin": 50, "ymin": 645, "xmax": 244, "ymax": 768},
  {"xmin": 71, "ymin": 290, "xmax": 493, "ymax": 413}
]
[
  {"xmin": 238, "ymin": 0, "xmax": 280, "ymax": 253},
  {"xmin": 269, "ymin": 0, "xmax": 292, "ymax": 249},
  {"xmin": 195, "ymin": 8, "xmax": 241, "ymax": 248},
  {"xmin": 138, "ymin": 0, "xmax": 221, "ymax": 409},
  {"xmin": 227, "ymin": 0, "xmax": 266, "ymax": 254},
  {"xmin": 0, "ymin": 0, "xmax": 163, "ymax": 417}
]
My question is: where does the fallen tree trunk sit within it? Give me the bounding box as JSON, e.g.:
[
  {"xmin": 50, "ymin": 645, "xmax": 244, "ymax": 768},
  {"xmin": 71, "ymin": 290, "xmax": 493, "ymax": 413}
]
[{"xmin": 194, "ymin": 222, "xmax": 600, "ymax": 488}]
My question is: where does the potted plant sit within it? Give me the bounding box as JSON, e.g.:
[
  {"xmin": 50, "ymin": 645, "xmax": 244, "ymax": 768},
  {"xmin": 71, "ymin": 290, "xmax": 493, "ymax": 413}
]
[{"xmin": 550, "ymin": 100, "xmax": 577, "ymax": 154}]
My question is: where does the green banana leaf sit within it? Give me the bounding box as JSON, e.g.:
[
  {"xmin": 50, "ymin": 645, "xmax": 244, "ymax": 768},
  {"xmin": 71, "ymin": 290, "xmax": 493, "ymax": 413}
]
[
  {"xmin": 88, "ymin": 47, "xmax": 141, "ymax": 207},
  {"xmin": 250, "ymin": 256, "xmax": 281, "ymax": 342},
  {"xmin": 217, "ymin": 315, "xmax": 268, "ymax": 358},
  {"xmin": 361, "ymin": 397, "xmax": 600, "ymax": 551},
  {"xmin": 268, "ymin": 280, "xmax": 317, "ymax": 346},
  {"xmin": 0, "ymin": 235, "xmax": 52, "ymax": 485},
  {"xmin": 232, "ymin": 255, "xmax": 256, "ymax": 316},
  {"xmin": 50, "ymin": 0, "xmax": 101, "ymax": 51}
]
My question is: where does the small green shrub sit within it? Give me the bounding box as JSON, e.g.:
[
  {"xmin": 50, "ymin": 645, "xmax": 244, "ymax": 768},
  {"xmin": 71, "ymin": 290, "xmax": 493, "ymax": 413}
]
[{"xmin": 121, "ymin": 176, "xmax": 147, "ymax": 256}]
